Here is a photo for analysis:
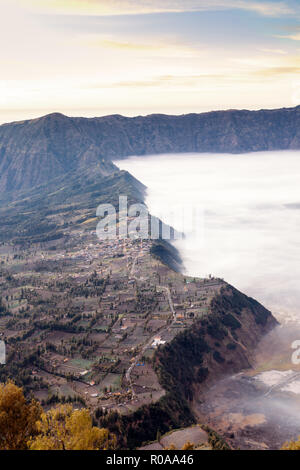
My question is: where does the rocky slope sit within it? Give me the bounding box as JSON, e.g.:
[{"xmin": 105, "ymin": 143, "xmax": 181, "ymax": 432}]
[
  {"xmin": 1, "ymin": 106, "xmax": 300, "ymax": 194},
  {"xmin": 154, "ymin": 284, "xmax": 278, "ymax": 401},
  {"xmin": 98, "ymin": 283, "xmax": 278, "ymax": 448}
]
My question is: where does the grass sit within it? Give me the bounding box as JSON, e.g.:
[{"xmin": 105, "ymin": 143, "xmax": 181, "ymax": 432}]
[
  {"xmin": 70, "ymin": 358, "xmax": 94, "ymax": 370},
  {"xmin": 99, "ymin": 373, "xmax": 122, "ymax": 392},
  {"xmin": 57, "ymin": 384, "xmax": 76, "ymax": 398}
]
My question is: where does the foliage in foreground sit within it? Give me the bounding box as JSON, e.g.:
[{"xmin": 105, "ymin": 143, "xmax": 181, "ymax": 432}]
[
  {"xmin": 0, "ymin": 381, "xmax": 115, "ymax": 450},
  {"xmin": 282, "ymin": 437, "xmax": 300, "ymax": 450},
  {"xmin": 29, "ymin": 404, "xmax": 116, "ymax": 450},
  {"xmin": 0, "ymin": 381, "xmax": 41, "ymax": 450}
]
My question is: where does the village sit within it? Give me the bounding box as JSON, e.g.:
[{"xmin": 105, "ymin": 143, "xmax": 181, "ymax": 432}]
[{"xmin": 0, "ymin": 220, "xmax": 223, "ymax": 417}]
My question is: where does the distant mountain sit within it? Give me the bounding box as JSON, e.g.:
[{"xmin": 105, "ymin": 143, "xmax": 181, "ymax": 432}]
[
  {"xmin": 0, "ymin": 112, "xmax": 116, "ymax": 194},
  {"xmin": 1, "ymin": 106, "xmax": 300, "ymax": 194},
  {"xmin": 0, "ymin": 164, "xmax": 145, "ymax": 244}
]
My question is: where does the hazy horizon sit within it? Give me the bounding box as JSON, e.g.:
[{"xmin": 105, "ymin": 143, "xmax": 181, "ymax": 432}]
[
  {"xmin": 1, "ymin": 0, "xmax": 300, "ymax": 123},
  {"xmin": 2, "ymin": 103, "xmax": 299, "ymax": 126}
]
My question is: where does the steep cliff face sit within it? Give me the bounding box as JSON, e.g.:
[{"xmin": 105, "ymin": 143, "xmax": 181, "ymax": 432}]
[
  {"xmin": 154, "ymin": 284, "xmax": 278, "ymax": 402},
  {"xmin": 1, "ymin": 106, "xmax": 300, "ymax": 194},
  {"xmin": 98, "ymin": 284, "xmax": 277, "ymax": 448},
  {"xmin": 0, "ymin": 168, "xmax": 146, "ymax": 244}
]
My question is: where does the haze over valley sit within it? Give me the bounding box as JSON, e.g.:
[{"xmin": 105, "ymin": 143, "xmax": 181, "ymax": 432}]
[
  {"xmin": 118, "ymin": 150, "xmax": 300, "ymax": 449},
  {"xmin": 2, "ymin": 0, "xmax": 300, "ymax": 452},
  {"xmin": 117, "ymin": 150, "xmax": 300, "ymax": 323}
]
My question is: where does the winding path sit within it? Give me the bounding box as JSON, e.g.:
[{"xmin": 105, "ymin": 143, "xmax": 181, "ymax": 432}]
[{"xmin": 126, "ymin": 252, "xmax": 177, "ymax": 394}]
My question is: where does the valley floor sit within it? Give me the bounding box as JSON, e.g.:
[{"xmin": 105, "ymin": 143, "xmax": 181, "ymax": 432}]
[
  {"xmin": 194, "ymin": 324, "xmax": 300, "ymax": 450},
  {"xmin": 0, "ymin": 223, "xmax": 222, "ymax": 418}
]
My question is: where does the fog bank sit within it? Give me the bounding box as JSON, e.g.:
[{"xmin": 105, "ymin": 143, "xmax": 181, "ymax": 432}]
[{"xmin": 117, "ymin": 151, "xmax": 300, "ymax": 322}]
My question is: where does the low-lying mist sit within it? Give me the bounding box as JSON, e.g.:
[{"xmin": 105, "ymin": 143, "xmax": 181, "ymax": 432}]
[
  {"xmin": 117, "ymin": 150, "xmax": 300, "ymax": 448},
  {"xmin": 117, "ymin": 150, "xmax": 300, "ymax": 323}
]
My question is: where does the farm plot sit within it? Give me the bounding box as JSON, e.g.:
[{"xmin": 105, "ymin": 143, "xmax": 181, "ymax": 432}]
[
  {"xmin": 98, "ymin": 373, "xmax": 122, "ymax": 392},
  {"xmin": 160, "ymin": 426, "xmax": 209, "ymax": 449}
]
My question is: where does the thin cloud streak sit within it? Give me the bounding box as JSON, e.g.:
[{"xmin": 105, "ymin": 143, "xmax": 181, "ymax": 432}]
[
  {"xmin": 259, "ymin": 48, "xmax": 288, "ymax": 54},
  {"xmin": 20, "ymin": 0, "xmax": 295, "ymax": 18},
  {"xmin": 279, "ymin": 32, "xmax": 300, "ymax": 41},
  {"xmin": 1, "ymin": 0, "xmax": 299, "ymax": 121}
]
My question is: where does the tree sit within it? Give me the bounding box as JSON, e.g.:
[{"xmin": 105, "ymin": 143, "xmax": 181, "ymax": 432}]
[
  {"xmin": 182, "ymin": 441, "xmax": 195, "ymax": 450},
  {"xmin": 164, "ymin": 444, "xmax": 176, "ymax": 450},
  {"xmin": 28, "ymin": 404, "xmax": 116, "ymax": 450},
  {"xmin": 0, "ymin": 381, "xmax": 41, "ymax": 450},
  {"xmin": 282, "ymin": 437, "xmax": 300, "ymax": 450},
  {"xmin": 164, "ymin": 442, "xmax": 195, "ymax": 450}
]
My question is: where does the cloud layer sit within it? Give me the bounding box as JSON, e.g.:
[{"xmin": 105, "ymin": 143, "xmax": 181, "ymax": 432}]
[
  {"xmin": 0, "ymin": 0, "xmax": 299, "ymax": 122},
  {"xmin": 117, "ymin": 150, "xmax": 300, "ymax": 320},
  {"xmin": 21, "ymin": 0, "xmax": 295, "ymax": 17}
]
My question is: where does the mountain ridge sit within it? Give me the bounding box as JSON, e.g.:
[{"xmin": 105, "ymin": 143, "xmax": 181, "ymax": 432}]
[
  {"xmin": 1, "ymin": 105, "xmax": 300, "ymax": 194},
  {"xmin": 3, "ymin": 105, "xmax": 300, "ymax": 126}
]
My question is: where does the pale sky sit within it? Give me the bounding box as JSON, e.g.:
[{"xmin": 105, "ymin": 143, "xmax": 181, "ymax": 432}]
[{"xmin": 1, "ymin": 0, "xmax": 300, "ymax": 123}]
